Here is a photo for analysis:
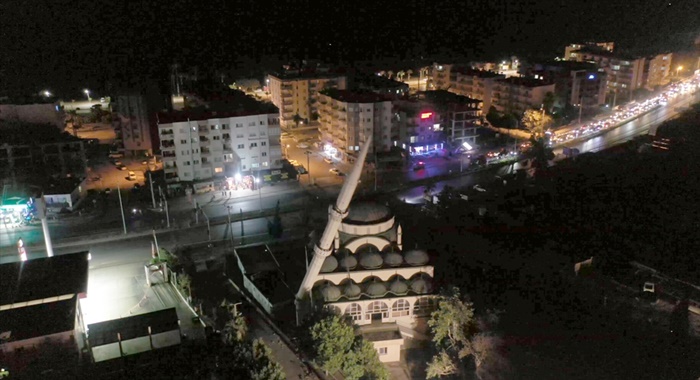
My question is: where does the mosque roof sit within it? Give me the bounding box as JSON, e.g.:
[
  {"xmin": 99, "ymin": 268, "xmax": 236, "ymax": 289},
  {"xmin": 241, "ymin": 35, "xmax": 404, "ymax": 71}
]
[{"xmin": 343, "ymin": 201, "xmax": 393, "ymax": 225}]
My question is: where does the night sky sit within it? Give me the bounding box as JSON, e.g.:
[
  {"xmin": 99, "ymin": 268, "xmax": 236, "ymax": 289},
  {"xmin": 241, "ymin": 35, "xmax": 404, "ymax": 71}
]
[{"xmin": 1, "ymin": 0, "xmax": 698, "ymax": 97}]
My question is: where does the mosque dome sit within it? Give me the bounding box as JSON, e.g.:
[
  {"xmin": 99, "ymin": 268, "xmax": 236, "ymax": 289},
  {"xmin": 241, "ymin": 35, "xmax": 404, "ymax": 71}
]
[
  {"xmin": 320, "ymin": 283, "xmax": 341, "ymax": 302},
  {"xmin": 383, "ymin": 252, "xmax": 404, "ymax": 267},
  {"xmin": 320, "ymin": 255, "xmax": 338, "ymax": 273},
  {"xmin": 343, "ymin": 202, "xmax": 392, "ymax": 225},
  {"xmin": 389, "ymin": 277, "xmax": 409, "ymax": 295},
  {"xmin": 404, "ymin": 249, "xmax": 429, "ymax": 266},
  {"xmin": 359, "ymin": 252, "xmax": 383, "ymax": 269},
  {"xmin": 366, "ymin": 281, "xmax": 388, "ymax": 298},
  {"xmin": 338, "ymin": 254, "xmax": 358, "ymax": 270},
  {"xmin": 410, "ymin": 275, "xmax": 432, "ymax": 294},
  {"xmin": 343, "ymin": 281, "xmax": 362, "ymax": 299}
]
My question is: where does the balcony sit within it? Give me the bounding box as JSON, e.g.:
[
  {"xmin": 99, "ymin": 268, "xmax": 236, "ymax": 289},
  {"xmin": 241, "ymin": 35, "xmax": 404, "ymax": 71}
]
[
  {"xmin": 161, "ymin": 139, "xmax": 175, "ymax": 149},
  {"xmin": 160, "ymin": 129, "xmax": 174, "ymax": 136},
  {"xmin": 201, "ymin": 148, "xmax": 212, "ymax": 156}
]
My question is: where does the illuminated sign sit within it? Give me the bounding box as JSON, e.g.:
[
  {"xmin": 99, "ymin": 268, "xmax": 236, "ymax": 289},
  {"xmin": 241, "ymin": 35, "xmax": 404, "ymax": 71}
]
[
  {"xmin": 420, "ymin": 112, "xmax": 433, "ymax": 120},
  {"xmin": 588, "ymin": 74, "xmax": 596, "ymax": 80}
]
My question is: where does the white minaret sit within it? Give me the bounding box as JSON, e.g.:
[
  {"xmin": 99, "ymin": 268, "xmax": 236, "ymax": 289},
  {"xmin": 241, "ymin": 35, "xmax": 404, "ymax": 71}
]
[{"xmin": 296, "ymin": 136, "xmax": 372, "ymax": 301}]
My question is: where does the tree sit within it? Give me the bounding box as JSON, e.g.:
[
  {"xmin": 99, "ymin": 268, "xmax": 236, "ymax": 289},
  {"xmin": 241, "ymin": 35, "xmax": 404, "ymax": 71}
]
[
  {"xmin": 406, "ymin": 69, "xmax": 414, "ymax": 81},
  {"xmin": 223, "ymin": 314, "xmax": 248, "ymax": 344},
  {"xmin": 250, "ymin": 339, "xmax": 286, "ymax": 380},
  {"xmin": 427, "ymin": 287, "xmax": 508, "ymax": 380},
  {"xmin": 293, "ymin": 113, "xmax": 303, "ymax": 128},
  {"xmin": 397, "ymin": 70, "xmax": 406, "ymax": 82},
  {"xmin": 310, "ymin": 314, "xmax": 355, "ymax": 375},
  {"xmin": 520, "ymin": 109, "xmax": 553, "ymax": 137},
  {"xmin": 387, "ymin": 70, "xmax": 394, "ymax": 79},
  {"xmin": 523, "ymin": 136, "xmax": 555, "ymax": 176},
  {"xmin": 310, "ymin": 314, "xmax": 388, "ymax": 379},
  {"xmin": 543, "ymin": 91, "xmax": 557, "ymax": 114}
]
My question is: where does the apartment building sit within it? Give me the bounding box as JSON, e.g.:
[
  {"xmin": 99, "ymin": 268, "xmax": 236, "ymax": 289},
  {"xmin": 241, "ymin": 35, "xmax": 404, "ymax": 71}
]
[
  {"xmin": 570, "ymin": 47, "xmax": 645, "ymax": 101},
  {"xmin": 393, "ymin": 100, "xmax": 445, "ymax": 156},
  {"xmin": 564, "ymin": 42, "xmax": 615, "ymax": 60},
  {"xmin": 526, "ymin": 61, "xmax": 607, "ymax": 108},
  {"xmin": 354, "ymin": 73, "xmax": 409, "ymax": 98},
  {"xmin": 158, "ymin": 108, "xmax": 282, "ymax": 187},
  {"xmin": 318, "ymin": 90, "xmax": 395, "ymax": 163},
  {"xmin": 0, "ymin": 101, "xmax": 65, "ymax": 130},
  {"xmin": 0, "ymin": 123, "xmax": 86, "ymax": 183},
  {"xmin": 491, "ymin": 77, "xmax": 556, "ymax": 114},
  {"xmin": 418, "ymin": 91, "xmax": 482, "ymax": 148},
  {"xmin": 645, "ymin": 53, "xmax": 673, "ymax": 89},
  {"xmin": 112, "ymin": 95, "xmax": 154, "ymax": 157},
  {"xmin": 267, "ymin": 69, "xmax": 347, "ymax": 129},
  {"xmin": 430, "ymin": 63, "xmax": 453, "ymax": 90},
  {"xmin": 448, "ymin": 68, "xmax": 505, "ymax": 111}
]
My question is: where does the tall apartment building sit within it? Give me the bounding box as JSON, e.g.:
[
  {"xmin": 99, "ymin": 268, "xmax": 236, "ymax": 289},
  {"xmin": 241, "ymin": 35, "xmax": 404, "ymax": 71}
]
[
  {"xmin": 570, "ymin": 47, "xmax": 645, "ymax": 101},
  {"xmin": 418, "ymin": 91, "xmax": 482, "ymax": 148},
  {"xmin": 318, "ymin": 90, "xmax": 395, "ymax": 163},
  {"xmin": 393, "ymin": 100, "xmax": 445, "ymax": 156},
  {"xmin": 448, "ymin": 68, "xmax": 505, "ymax": 111},
  {"xmin": 491, "ymin": 77, "xmax": 556, "ymax": 114},
  {"xmin": 430, "ymin": 63, "xmax": 453, "ymax": 90},
  {"xmin": 112, "ymin": 95, "xmax": 154, "ymax": 157},
  {"xmin": 158, "ymin": 107, "xmax": 282, "ymax": 187},
  {"xmin": 526, "ymin": 61, "xmax": 607, "ymax": 108},
  {"xmin": 267, "ymin": 69, "xmax": 347, "ymax": 129},
  {"xmin": 645, "ymin": 53, "xmax": 673, "ymax": 89},
  {"xmin": 564, "ymin": 42, "xmax": 615, "ymax": 60}
]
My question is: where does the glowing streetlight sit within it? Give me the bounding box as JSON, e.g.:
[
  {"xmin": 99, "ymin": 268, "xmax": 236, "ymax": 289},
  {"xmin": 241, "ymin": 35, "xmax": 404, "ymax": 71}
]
[
  {"xmin": 42, "ymin": 90, "xmax": 51, "ymax": 97},
  {"xmin": 677, "ymin": 66, "xmax": 683, "ymax": 77},
  {"xmin": 234, "ymin": 172, "xmax": 241, "ymax": 182},
  {"xmin": 83, "ymin": 89, "xmax": 91, "ymax": 100}
]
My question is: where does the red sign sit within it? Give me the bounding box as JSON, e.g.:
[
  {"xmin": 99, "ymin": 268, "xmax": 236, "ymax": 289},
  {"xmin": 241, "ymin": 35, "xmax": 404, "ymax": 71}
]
[{"xmin": 420, "ymin": 112, "xmax": 433, "ymax": 120}]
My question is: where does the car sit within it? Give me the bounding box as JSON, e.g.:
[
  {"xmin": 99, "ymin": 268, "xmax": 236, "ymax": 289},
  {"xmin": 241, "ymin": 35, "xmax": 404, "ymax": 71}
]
[
  {"xmin": 112, "ymin": 160, "xmax": 123, "ymax": 166},
  {"xmin": 329, "ymin": 168, "xmax": 341, "ymax": 175},
  {"xmin": 118, "ymin": 165, "xmax": 128, "ymax": 171},
  {"xmin": 281, "ymin": 132, "xmax": 291, "ymax": 138},
  {"xmin": 295, "ymin": 165, "xmax": 307, "ymax": 174},
  {"xmin": 324, "ymin": 157, "xmax": 333, "ymax": 164},
  {"xmin": 413, "ymin": 161, "xmax": 425, "ymax": 171},
  {"xmin": 297, "ymin": 143, "xmax": 309, "ymax": 149},
  {"xmin": 104, "ymin": 188, "xmax": 112, "ymax": 195},
  {"xmin": 141, "ymin": 160, "xmax": 149, "ymax": 165},
  {"xmin": 288, "ymin": 159, "xmax": 300, "ymax": 166}
]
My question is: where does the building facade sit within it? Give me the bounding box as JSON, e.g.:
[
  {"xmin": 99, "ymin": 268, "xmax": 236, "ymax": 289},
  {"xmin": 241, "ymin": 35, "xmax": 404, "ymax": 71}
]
[
  {"xmin": 564, "ymin": 42, "xmax": 615, "ymax": 60},
  {"xmin": 448, "ymin": 68, "xmax": 505, "ymax": 112},
  {"xmin": 645, "ymin": 53, "xmax": 673, "ymax": 89},
  {"xmin": 393, "ymin": 100, "xmax": 445, "ymax": 156},
  {"xmin": 318, "ymin": 90, "xmax": 395, "ymax": 163},
  {"xmin": 527, "ymin": 61, "xmax": 607, "ymax": 108},
  {"xmin": 491, "ymin": 77, "xmax": 556, "ymax": 114},
  {"xmin": 571, "ymin": 47, "xmax": 645, "ymax": 101},
  {"xmin": 158, "ymin": 111, "xmax": 281, "ymax": 186},
  {"xmin": 111, "ymin": 95, "xmax": 154, "ymax": 156},
  {"xmin": 267, "ymin": 71, "xmax": 347, "ymax": 129},
  {"xmin": 0, "ymin": 103, "xmax": 65, "ymax": 129},
  {"xmin": 0, "ymin": 140, "xmax": 86, "ymax": 183}
]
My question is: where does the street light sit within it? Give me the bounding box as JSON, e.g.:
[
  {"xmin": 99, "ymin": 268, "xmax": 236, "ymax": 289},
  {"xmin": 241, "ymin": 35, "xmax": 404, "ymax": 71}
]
[
  {"xmin": 677, "ymin": 66, "xmax": 683, "ymax": 77},
  {"xmin": 83, "ymin": 89, "xmax": 91, "ymax": 101},
  {"xmin": 42, "ymin": 90, "xmax": 51, "ymax": 97}
]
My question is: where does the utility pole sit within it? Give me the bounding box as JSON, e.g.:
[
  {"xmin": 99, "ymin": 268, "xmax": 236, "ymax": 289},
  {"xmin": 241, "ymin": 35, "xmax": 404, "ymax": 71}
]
[
  {"xmin": 117, "ymin": 187, "xmax": 127, "ymax": 235},
  {"xmin": 578, "ymin": 96, "xmax": 584, "ymax": 124},
  {"xmin": 152, "ymin": 229, "xmax": 159, "ymax": 256},
  {"xmin": 305, "ymin": 150, "xmax": 313, "ymax": 186},
  {"xmin": 194, "ymin": 199, "xmax": 199, "ymax": 224},
  {"xmin": 164, "ymin": 197, "xmax": 170, "ymax": 228},
  {"xmin": 148, "ymin": 171, "xmax": 156, "ymax": 208},
  {"xmin": 37, "ymin": 196, "xmax": 53, "ymax": 257},
  {"xmin": 227, "ymin": 206, "xmax": 234, "ymax": 245},
  {"xmin": 240, "ymin": 208, "xmax": 244, "ymax": 245}
]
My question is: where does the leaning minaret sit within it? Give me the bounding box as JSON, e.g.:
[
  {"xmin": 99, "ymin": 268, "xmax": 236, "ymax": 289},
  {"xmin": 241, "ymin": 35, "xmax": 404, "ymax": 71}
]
[{"xmin": 296, "ymin": 136, "xmax": 373, "ymax": 303}]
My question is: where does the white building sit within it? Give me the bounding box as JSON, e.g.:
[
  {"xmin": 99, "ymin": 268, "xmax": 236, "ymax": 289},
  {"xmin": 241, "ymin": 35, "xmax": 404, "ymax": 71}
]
[
  {"xmin": 491, "ymin": 77, "xmax": 556, "ymax": 114},
  {"xmin": 318, "ymin": 90, "xmax": 395, "ymax": 163},
  {"xmin": 267, "ymin": 71, "xmax": 347, "ymax": 129},
  {"xmin": 296, "ymin": 138, "xmax": 435, "ymax": 363},
  {"xmin": 158, "ymin": 110, "xmax": 282, "ymax": 187}
]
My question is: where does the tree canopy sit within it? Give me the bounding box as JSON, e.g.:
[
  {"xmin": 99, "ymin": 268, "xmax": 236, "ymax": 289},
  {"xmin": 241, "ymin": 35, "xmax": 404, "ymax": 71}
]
[{"xmin": 520, "ymin": 109, "xmax": 553, "ymax": 137}]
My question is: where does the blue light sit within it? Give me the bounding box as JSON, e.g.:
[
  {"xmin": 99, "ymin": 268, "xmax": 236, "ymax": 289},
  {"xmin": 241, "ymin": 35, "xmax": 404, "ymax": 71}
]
[{"xmin": 588, "ymin": 74, "xmax": 596, "ymax": 80}]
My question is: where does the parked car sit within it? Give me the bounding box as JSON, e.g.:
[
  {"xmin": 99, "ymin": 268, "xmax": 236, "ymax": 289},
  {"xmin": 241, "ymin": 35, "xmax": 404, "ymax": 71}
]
[
  {"xmin": 413, "ymin": 161, "xmax": 426, "ymax": 171},
  {"xmin": 297, "ymin": 143, "xmax": 309, "ymax": 149},
  {"xmin": 112, "ymin": 160, "xmax": 123, "ymax": 166},
  {"xmin": 295, "ymin": 165, "xmax": 307, "ymax": 174},
  {"xmin": 127, "ymin": 171, "xmax": 136, "ymax": 180},
  {"xmin": 324, "ymin": 157, "xmax": 333, "ymax": 164},
  {"xmin": 329, "ymin": 168, "xmax": 344, "ymax": 176},
  {"xmin": 117, "ymin": 165, "xmax": 128, "ymax": 171}
]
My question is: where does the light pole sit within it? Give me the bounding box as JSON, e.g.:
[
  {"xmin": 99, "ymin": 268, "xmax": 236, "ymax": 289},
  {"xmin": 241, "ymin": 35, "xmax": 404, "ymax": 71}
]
[
  {"xmin": 677, "ymin": 66, "xmax": 683, "ymax": 78},
  {"xmin": 83, "ymin": 89, "xmax": 91, "ymax": 101},
  {"xmin": 42, "ymin": 90, "xmax": 51, "ymax": 98},
  {"xmin": 304, "ymin": 150, "xmax": 313, "ymax": 185},
  {"xmin": 285, "ymin": 144, "xmax": 290, "ymax": 158},
  {"xmin": 255, "ymin": 177, "xmax": 263, "ymax": 213},
  {"xmin": 117, "ymin": 187, "xmax": 127, "ymax": 235}
]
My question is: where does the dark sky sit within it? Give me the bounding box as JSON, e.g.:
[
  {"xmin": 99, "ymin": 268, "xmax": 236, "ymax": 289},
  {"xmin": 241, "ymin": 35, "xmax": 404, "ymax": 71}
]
[{"xmin": 1, "ymin": 0, "xmax": 698, "ymax": 97}]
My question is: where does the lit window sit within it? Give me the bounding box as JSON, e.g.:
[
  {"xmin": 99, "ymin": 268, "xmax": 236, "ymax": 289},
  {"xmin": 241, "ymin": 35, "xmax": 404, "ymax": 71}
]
[{"xmin": 214, "ymin": 167, "xmax": 223, "ymax": 173}]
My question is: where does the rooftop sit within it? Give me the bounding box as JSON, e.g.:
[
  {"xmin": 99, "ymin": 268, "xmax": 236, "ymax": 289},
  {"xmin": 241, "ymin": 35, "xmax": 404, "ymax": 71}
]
[
  {"xmin": 0, "ymin": 121, "xmax": 82, "ymax": 145},
  {"xmin": 343, "ymin": 201, "xmax": 393, "ymax": 225},
  {"xmin": 360, "ymin": 324, "xmax": 403, "ymax": 342},
  {"xmin": 87, "ymin": 308, "xmax": 179, "ymax": 346},
  {"xmin": 573, "ymin": 46, "xmax": 638, "ymax": 61},
  {"xmin": 0, "ymin": 297, "xmax": 77, "ymax": 342},
  {"xmin": 158, "ymin": 88, "xmax": 278, "ymax": 124},
  {"xmin": 354, "ymin": 73, "xmax": 409, "ymax": 89},
  {"xmin": 232, "ymin": 244, "xmax": 297, "ymax": 305},
  {"xmin": 497, "ymin": 77, "xmax": 553, "ymax": 88},
  {"xmin": 534, "ymin": 60, "xmax": 600, "ymax": 72},
  {"xmin": 269, "ymin": 68, "xmax": 348, "ymax": 81},
  {"xmin": 452, "ymin": 67, "xmax": 504, "ymax": 79},
  {"xmin": 320, "ymin": 89, "xmax": 392, "ymax": 104},
  {"xmin": 0, "ymin": 251, "xmax": 89, "ymax": 305},
  {"xmin": 418, "ymin": 90, "xmax": 482, "ymax": 106}
]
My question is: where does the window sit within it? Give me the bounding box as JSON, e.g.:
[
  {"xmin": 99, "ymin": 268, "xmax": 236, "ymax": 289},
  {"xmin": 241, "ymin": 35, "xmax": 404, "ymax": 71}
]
[
  {"xmin": 261, "ymin": 141, "xmax": 267, "ymax": 146},
  {"xmin": 259, "ymin": 120, "xmax": 265, "ymax": 125},
  {"xmin": 215, "ymin": 167, "xmax": 223, "ymax": 173},
  {"xmin": 249, "ymin": 133, "xmax": 257, "ymax": 137},
  {"xmin": 194, "ymin": 160, "xmax": 200, "ymax": 164},
  {"xmin": 236, "ymin": 123, "xmax": 243, "ymax": 128},
  {"xmin": 345, "ymin": 303, "xmax": 362, "ymax": 321},
  {"xmin": 262, "ymin": 152, "xmax": 267, "ymax": 157},
  {"xmin": 237, "ymin": 134, "xmax": 244, "ymax": 138},
  {"xmin": 366, "ymin": 301, "xmax": 389, "ymax": 320},
  {"xmin": 237, "ymin": 144, "xmax": 244, "ymax": 149},
  {"xmin": 413, "ymin": 297, "xmax": 436, "ymax": 316},
  {"xmin": 180, "ymin": 139, "xmax": 187, "ymax": 144},
  {"xmin": 249, "ymin": 122, "xmax": 256, "ymax": 126},
  {"xmin": 250, "ymin": 143, "xmax": 258, "ymax": 148},
  {"xmin": 213, "ymin": 136, "xmax": 221, "ymax": 140},
  {"xmin": 392, "ymin": 299, "xmax": 410, "ymax": 317},
  {"xmin": 222, "ymin": 124, "xmax": 229, "ymax": 129},
  {"xmin": 378, "ymin": 347, "xmax": 388, "ymax": 356},
  {"xmin": 183, "ymin": 161, "xmax": 191, "ymax": 166},
  {"xmin": 262, "ymin": 161, "xmax": 268, "ymax": 167},
  {"xmin": 182, "ymin": 150, "xmax": 189, "ymax": 155},
  {"xmin": 251, "ymin": 163, "xmax": 260, "ymax": 168}
]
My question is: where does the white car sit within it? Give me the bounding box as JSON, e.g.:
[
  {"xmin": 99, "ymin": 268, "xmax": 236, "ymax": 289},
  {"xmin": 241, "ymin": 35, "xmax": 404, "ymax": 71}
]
[
  {"xmin": 329, "ymin": 168, "xmax": 344, "ymax": 176},
  {"xmin": 297, "ymin": 143, "xmax": 309, "ymax": 149},
  {"xmin": 288, "ymin": 159, "xmax": 299, "ymax": 166}
]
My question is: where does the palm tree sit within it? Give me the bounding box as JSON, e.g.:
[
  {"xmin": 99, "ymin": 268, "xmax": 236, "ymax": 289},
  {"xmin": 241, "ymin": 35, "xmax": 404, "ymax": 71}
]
[
  {"xmin": 223, "ymin": 315, "xmax": 248, "ymax": 344},
  {"xmin": 406, "ymin": 69, "xmax": 413, "ymax": 81},
  {"xmin": 523, "ymin": 136, "xmax": 554, "ymax": 177},
  {"xmin": 397, "ymin": 70, "xmax": 406, "ymax": 82},
  {"xmin": 387, "ymin": 70, "xmax": 394, "ymax": 80}
]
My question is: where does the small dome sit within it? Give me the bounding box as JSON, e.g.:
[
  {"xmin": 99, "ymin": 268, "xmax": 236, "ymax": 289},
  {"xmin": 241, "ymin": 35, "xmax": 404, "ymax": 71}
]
[
  {"xmin": 410, "ymin": 275, "xmax": 432, "ymax": 294},
  {"xmin": 360, "ymin": 252, "xmax": 383, "ymax": 269},
  {"xmin": 404, "ymin": 249, "xmax": 429, "ymax": 266},
  {"xmin": 343, "ymin": 202, "xmax": 392, "ymax": 224},
  {"xmin": 320, "ymin": 256, "xmax": 338, "ymax": 273},
  {"xmin": 344, "ymin": 281, "xmax": 361, "ymax": 299},
  {"xmin": 320, "ymin": 283, "xmax": 341, "ymax": 302},
  {"xmin": 384, "ymin": 252, "xmax": 403, "ymax": 267},
  {"xmin": 366, "ymin": 281, "xmax": 388, "ymax": 298},
  {"xmin": 389, "ymin": 278, "xmax": 408, "ymax": 295},
  {"xmin": 338, "ymin": 254, "xmax": 358, "ymax": 270}
]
